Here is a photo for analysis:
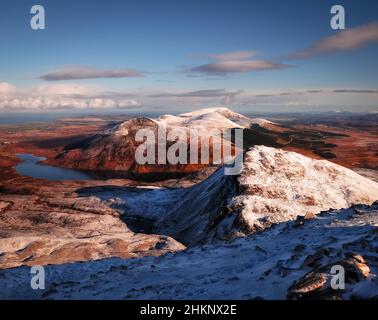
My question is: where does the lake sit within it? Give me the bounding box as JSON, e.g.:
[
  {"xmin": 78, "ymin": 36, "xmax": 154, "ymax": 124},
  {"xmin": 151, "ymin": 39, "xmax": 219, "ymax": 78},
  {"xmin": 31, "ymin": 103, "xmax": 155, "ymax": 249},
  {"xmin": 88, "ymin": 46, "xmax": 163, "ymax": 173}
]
[
  {"xmin": 15, "ymin": 153, "xmax": 99, "ymax": 181},
  {"xmin": 15, "ymin": 153, "xmax": 190, "ymax": 182}
]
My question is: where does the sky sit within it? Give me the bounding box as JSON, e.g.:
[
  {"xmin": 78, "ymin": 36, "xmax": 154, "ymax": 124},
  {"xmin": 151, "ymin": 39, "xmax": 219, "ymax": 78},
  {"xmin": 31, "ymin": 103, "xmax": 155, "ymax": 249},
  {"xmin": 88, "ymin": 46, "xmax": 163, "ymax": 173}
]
[{"xmin": 0, "ymin": 0, "xmax": 378, "ymax": 114}]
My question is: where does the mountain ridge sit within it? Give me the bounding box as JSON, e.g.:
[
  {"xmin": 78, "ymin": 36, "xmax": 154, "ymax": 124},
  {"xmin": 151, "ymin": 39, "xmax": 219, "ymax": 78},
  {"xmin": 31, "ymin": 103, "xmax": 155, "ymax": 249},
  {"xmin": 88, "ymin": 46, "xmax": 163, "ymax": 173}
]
[
  {"xmin": 52, "ymin": 107, "xmax": 263, "ymax": 173},
  {"xmin": 83, "ymin": 145, "xmax": 378, "ymax": 246}
]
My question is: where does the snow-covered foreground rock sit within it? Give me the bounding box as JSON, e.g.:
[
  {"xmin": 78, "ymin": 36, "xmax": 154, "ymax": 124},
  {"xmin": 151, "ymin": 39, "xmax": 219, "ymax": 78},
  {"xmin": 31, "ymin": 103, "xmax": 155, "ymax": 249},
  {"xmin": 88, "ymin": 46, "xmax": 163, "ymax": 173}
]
[
  {"xmin": 1, "ymin": 203, "xmax": 377, "ymax": 300},
  {"xmin": 85, "ymin": 146, "xmax": 378, "ymax": 245}
]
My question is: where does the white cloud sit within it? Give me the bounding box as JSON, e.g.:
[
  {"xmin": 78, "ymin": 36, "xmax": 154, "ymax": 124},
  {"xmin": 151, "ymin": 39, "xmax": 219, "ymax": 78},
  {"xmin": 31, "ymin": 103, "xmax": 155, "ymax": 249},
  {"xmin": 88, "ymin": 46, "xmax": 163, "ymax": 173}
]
[
  {"xmin": 40, "ymin": 66, "xmax": 144, "ymax": 81},
  {"xmin": 208, "ymin": 51, "xmax": 258, "ymax": 61},
  {"xmin": 188, "ymin": 51, "xmax": 290, "ymax": 76},
  {"xmin": 34, "ymin": 83, "xmax": 96, "ymax": 96},
  {"xmin": 190, "ymin": 60, "xmax": 289, "ymax": 75},
  {"xmin": 0, "ymin": 83, "xmax": 141, "ymax": 111},
  {"xmin": 290, "ymin": 21, "xmax": 378, "ymax": 59},
  {"xmin": 191, "ymin": 60, "xmax": 288, "ymax": 74},
  {"xmin": 0, "ymin": 97, "xmax": 140, "ymax": 110},
  {"xmin": 0, "ymin": 82, "xmax": 16, "ymax": 96}
]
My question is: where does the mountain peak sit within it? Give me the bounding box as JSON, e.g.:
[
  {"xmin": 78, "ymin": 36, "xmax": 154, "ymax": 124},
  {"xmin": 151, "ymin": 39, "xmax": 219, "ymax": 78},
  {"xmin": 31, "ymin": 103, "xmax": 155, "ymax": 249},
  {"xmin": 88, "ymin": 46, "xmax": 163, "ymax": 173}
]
[
  {"xmin": 155, "ymin": 107, "xmax": 273, "ymax": 129},
  {"xmin": 152, "ymin": 145, "xmax": 378, "ymax": 244},
  {"xmin": 179, "ymin": 106, "xmax": 233, "ymax": 116}
]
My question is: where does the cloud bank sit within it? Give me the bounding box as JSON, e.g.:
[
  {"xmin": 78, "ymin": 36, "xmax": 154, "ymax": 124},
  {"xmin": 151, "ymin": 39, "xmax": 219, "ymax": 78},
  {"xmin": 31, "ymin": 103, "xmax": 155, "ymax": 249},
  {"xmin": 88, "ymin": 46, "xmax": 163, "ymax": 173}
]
[
  {"xmin": 1, "ymin": 81, "xmax": 377, "ymax": 112},
  {"xmin": 0, "ymin": 82, "xmax": 16, "ymax": 96},
  {"xmin": 0, "ymin": 97, "xmax": 140, "ymax": 110},
  {"xmin": 0, "ymin": 83, "xmax": 141, "ymax": 111}
]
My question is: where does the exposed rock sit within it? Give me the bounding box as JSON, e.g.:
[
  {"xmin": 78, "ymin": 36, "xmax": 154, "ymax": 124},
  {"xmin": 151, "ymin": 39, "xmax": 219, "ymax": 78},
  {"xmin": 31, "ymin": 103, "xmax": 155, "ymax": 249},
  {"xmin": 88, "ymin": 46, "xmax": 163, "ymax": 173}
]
[
  {"xmin": 0, "ymin": 201, "xmax": 12, "ymax": 212},
  {"xmin": 289, "ymin": 273, "xmax": 328, "ymax": 295},
  {"xmin": 1, "ymin": 203, "xmax": 377, "ymax": 300},
  {"xmin": 111, "ymin": 146, "xmax": 378, "ymax": 245},
  {"xmin": 293, "ymin": 216, "xmax": 306, "ymax": 227},
  {"xmin": 302, "ymin": 248, "xmax": 331, "ymax": 268},
  {"xmin": 0, "ymin": 193, "xmax": 185, "ymax": 269},
  {"xmin": 288, "ymin": 253, "xmax": 372, "ymax": 300},
  {"xmin": 304, "ymin": 212, "xmax": 316, "ymax": 220}
]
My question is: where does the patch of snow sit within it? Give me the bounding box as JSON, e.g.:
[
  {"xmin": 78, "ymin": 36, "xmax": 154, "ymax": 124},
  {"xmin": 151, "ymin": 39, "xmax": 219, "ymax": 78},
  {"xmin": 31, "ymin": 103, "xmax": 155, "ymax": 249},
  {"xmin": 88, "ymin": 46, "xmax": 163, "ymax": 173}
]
[
  {"xmin": 108, "ymin": 107, "xmax": 274, "ymax": 137},
  {"xmin": 1, "ymin": 204, "xmax": 377, "ymax": 300},
  {"xmin": 85, "ymin": 146, "xmax": 378, "ymax": 246}
]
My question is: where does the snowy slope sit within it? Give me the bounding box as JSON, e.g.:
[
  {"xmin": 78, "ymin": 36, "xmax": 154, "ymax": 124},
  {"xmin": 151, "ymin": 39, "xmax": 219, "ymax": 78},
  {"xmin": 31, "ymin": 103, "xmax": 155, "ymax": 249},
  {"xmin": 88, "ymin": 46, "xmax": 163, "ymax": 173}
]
[
  {"xmin": 110, "ymin": 107, "xmax": 273, "ymax": 136},
  {"xmin": 2, "ymin": 203, "xmax": 377, "ymax": 300},
  {"xmin": 177, "ymin": 107, "xmax": 273, "ymax": 127},
  {"xmin": 233, "ymin": 145, "xmax": 378, "ymax": 232},
  {"xmin": 87, "ymin": 146, "xmax": 378, "ymax": 246},
  {"xmin": 156, "ymin": 107, "xmax": 272, "ymax": 129}
]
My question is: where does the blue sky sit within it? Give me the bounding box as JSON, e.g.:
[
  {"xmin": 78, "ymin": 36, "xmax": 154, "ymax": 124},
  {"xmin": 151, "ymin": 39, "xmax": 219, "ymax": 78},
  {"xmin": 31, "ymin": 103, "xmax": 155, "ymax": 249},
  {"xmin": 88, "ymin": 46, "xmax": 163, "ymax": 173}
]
[{"xmin": 1, "ymin": 0, "xmax": 378, "ymax": 113}]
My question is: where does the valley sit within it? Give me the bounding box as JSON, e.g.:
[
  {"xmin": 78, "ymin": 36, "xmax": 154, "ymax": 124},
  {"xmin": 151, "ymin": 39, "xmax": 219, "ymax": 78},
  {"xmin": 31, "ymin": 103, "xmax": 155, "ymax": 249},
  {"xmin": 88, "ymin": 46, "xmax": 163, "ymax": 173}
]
[{"xmin": 0, "ymin": 108, "xmax": 377, "ymax": 299}]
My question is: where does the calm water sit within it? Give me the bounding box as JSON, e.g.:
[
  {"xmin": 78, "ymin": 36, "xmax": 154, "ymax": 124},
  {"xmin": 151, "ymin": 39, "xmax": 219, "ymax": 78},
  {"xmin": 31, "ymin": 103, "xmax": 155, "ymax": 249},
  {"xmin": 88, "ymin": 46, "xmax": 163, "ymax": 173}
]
[
  {"xmin": 15, "ymin": 153, "xmax": 189, "ymax": 182},
  {"xmin": 15, "ymin": 154, "xmax": 98, "ymax": 181}
]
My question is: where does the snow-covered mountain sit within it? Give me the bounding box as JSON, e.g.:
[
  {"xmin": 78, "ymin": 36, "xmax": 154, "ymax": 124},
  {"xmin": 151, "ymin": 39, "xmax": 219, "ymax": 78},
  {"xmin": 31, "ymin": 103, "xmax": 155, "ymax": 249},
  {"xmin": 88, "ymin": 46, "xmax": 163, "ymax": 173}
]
[
  {"xmin": 2, "ymin": 137, "xmax": 378, "ymax": 299},
  {"xmin": 154, "ymin": 107, "xmax": 273, "ymax": 130},
  {"xmin": 86, "ymin": 145, "xmax": 378, "ymax": 246},
  {"xmin": 53, "ymin": 107, "xmax": 272, "ymax": 172}
]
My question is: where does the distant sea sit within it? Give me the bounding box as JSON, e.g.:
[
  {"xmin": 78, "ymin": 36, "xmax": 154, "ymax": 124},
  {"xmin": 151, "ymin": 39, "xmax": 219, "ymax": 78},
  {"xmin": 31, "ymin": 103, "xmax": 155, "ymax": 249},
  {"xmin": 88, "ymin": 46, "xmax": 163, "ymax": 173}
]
[
  {"xmin": 0, "ymin": 111, "xmax": 163, "ymax": 125},
  {"xmin": 0, "ymin": 110, "xmax": 372, "ymax": 125},
  {"xmin": 0, "ymin": 113, "xmax": 66, "ymax": 124}
]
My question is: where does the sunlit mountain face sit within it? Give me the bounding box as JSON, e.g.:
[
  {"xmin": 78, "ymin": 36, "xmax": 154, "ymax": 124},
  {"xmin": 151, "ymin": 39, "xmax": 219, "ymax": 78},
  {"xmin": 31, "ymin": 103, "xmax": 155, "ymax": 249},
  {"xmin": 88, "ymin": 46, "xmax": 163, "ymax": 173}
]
[{"xmin": 0, "ymin": 0, "xmax": 377, "ymax": 303}]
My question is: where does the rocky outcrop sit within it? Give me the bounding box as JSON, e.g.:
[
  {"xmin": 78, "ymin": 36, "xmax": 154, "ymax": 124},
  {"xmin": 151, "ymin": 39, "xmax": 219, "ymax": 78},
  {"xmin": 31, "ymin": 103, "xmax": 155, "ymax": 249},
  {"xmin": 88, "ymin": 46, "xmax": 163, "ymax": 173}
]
[
  {"xmin": 2, "ymin": 202, "xmax": 377, "ymax": 300},
  {"xmin": 103, "ymin": 146, "xmax": 378, "ymax": 245},
  {"xmin": 288, "ymin": 253, "xmax": 371, "ymax": 300},
  {"xmin": 0, "ymin": 200, "xmax": 12, "ymax": 212},
  {"xmin": 0, "ymin": 192, "xmax": 185, "ymax": 269}
]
